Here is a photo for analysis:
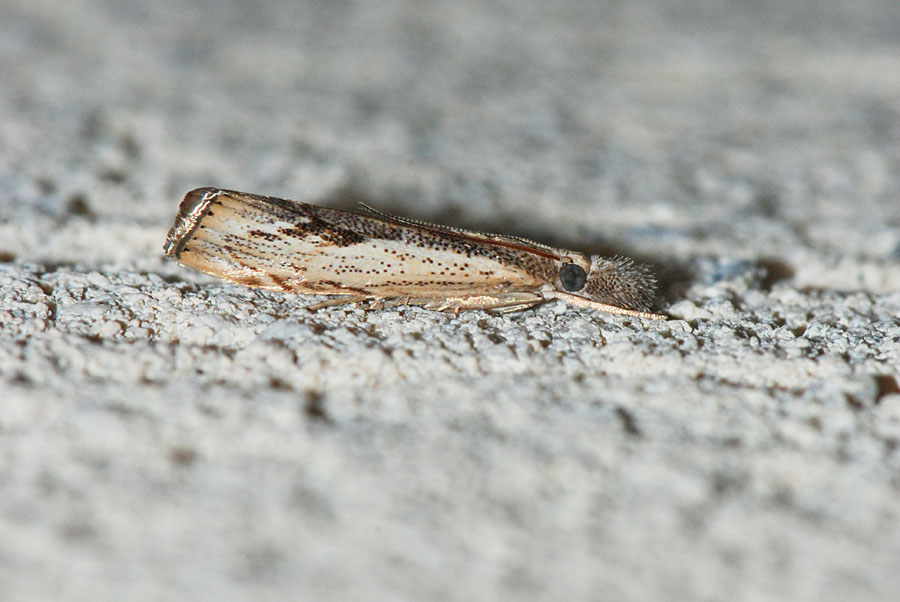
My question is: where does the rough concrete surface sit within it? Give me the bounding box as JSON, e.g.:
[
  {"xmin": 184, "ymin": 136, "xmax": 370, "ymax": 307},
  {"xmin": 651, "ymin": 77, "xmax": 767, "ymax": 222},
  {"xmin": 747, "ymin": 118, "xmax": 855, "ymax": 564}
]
[{"xmin": 2, "ymin": 1, "xmax": 900, "ymax": 601}]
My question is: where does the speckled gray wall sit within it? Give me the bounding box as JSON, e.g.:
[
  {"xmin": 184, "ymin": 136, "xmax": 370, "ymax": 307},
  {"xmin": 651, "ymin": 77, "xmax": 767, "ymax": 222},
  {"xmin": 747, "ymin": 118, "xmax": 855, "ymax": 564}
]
[{"xmin": 1, "ymin": 1, "xmax": 899, "ymax": 601}]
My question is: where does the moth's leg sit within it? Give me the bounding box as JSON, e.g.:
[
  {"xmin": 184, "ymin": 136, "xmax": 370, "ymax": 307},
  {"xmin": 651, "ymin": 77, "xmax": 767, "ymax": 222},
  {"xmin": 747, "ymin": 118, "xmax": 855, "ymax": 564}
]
[
  {"xmin": 304, "ymin": 295, "xmax": 374, "ymax": 311},
  {"xmin": 374, "ymin": 297, "xmax": 413, "ymax": 310},
  {"xmin": 383, "ymin": 292, "xmax": 545, "ymax": 313},
  {"xmin": 444, "ymin": 292, "xmax": 545, "ymax": 313},
  {"xmin": 488, "ymin": 301, "xmax": 546, "ymax": 315}
]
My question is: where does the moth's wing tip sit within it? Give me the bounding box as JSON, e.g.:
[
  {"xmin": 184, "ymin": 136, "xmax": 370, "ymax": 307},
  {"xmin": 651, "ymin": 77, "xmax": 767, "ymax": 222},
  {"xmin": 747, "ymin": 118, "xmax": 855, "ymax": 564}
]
[
  {"xmin": 183, "ymin": 186, "xmax": 226, "ymax": 205},
  {"xmin": 163, "ymin": 188, "xmax": 222, "ymax": 259}
]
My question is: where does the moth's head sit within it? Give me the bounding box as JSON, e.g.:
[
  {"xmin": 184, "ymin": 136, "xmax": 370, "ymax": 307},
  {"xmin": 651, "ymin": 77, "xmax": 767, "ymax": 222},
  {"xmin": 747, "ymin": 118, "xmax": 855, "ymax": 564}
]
[{"xmin": 554, "ymin": 254, "xmax": 657, "ymax": 313}]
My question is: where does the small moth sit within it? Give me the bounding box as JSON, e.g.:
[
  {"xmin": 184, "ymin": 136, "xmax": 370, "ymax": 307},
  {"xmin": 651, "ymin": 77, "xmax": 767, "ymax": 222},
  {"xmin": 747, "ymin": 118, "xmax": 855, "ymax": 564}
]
[{"xmin": 163, "ymin": 187, "xmax": 664, "ymax": 319}]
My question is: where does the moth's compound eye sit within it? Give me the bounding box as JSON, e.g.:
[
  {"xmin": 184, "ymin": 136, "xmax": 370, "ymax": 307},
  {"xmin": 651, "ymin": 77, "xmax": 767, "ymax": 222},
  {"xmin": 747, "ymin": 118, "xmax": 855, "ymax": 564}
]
[{"xmin": 559, "ymin": 263, "xmax": 587, "ymax": 292}]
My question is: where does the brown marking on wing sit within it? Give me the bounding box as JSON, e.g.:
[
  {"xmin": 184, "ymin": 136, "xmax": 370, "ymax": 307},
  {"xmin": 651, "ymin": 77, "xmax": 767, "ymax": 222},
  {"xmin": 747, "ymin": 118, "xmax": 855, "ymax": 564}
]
[
  {"xmin": 235, "ymin": 275, "xmax": 265, "ymax": 288},
  {"xmin": 280, "ymin": 212, "xmax": 368, "ymax": 246},
  {"xmin": 316, "ymin": 280, "xmax": 371, "ymax": 295},
  {"xmin": 269, "ymin": 274, "xmax": 289, "ymax": 290},
  {"xmin": 359, "ymin": 203, "xmax": 562, "ymax": 260}
]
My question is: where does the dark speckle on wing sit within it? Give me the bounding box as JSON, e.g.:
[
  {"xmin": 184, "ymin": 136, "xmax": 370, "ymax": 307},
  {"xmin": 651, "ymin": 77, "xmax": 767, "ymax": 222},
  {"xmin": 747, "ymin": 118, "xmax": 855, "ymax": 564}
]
[
  {"xmin": 235, "ymin": 190, "xmax": 558, "ymax": 285},
  {"xmin": 277, "ymin": 213, "xmax": 368, "ymax": 246},
  {"xmin": 248, "ymin": 229, "xmax": 281, "ymax": 242}
]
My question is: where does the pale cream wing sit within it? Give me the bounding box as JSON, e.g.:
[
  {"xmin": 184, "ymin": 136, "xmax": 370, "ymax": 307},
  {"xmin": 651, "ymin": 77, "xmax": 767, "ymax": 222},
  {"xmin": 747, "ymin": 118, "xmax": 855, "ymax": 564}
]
[{"xmin": 164, "ymin": 188, "xmax": 549, "ymax": 297}]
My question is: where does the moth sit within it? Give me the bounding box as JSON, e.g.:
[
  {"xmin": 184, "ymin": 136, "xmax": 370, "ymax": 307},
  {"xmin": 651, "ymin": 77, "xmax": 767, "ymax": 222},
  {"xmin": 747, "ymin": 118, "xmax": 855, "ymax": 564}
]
[{"xmin": 163, "ymin": 187, "xmax": 664, "ymax": 318}]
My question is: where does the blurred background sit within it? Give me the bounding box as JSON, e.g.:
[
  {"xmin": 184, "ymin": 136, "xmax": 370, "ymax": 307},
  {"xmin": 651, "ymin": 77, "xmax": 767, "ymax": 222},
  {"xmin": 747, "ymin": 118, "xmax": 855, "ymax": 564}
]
[
  {"xmin": 2, "ymin": 2, "xmax": 900, "ymax": 601},
  {"xmin": 3, "ymin": 0, "xmax": 898, "ymax": 283}
]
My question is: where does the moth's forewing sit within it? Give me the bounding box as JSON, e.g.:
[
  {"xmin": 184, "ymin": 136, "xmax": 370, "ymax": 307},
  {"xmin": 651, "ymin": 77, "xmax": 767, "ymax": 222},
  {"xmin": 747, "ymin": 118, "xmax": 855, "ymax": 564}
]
[{"xmin": 164, "ymin": 188, "xmax": 554, "ymax": 298}]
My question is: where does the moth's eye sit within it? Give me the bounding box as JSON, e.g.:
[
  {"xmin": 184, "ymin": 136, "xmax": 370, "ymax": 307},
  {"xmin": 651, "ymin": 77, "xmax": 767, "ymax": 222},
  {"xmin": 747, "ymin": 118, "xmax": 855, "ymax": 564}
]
[{"xmin": 559, "ymin": 263, "xmax": 587, "ymax": 292}]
